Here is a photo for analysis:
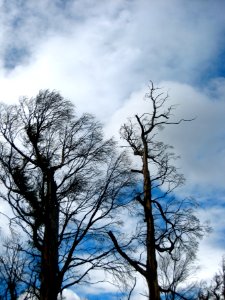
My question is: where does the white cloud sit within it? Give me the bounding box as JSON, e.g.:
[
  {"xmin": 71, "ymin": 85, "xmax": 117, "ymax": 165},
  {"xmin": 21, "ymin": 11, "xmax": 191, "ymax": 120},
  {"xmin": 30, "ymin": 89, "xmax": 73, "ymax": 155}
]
[
  {"xmin": 157, "ymin": 81, "xmax": 225, "ymax": 196},
  {"xmin": 0, "ymin": 0, "xmax": 224, "ymax": 118},
  {"xmin": 62, "ymin": 289, "xmax": 81, "ymax": 300},
  {"xmin": 19, "ymin": 289, "xmax": 81, "ymax": 300},
  {"xmin": 193, "ymin": 206, "xmax": 225, "ymax": 281}
]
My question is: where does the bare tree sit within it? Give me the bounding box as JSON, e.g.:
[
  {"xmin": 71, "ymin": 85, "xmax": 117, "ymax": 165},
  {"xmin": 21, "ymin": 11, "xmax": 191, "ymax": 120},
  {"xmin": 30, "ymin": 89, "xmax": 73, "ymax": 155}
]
[
  {"xmin": 0, "ymin": 232, "xmax": 30, "ymax": 300},
  {"xmin": 198, "ymin": 257, "xmax": 225, "ymax": 300},
  {"xmin": 0, "ymin": 90, "xmax": 133, "ymax": 300},
  {"xmin": 108, "ymin": 82, "xmax": 207, "ymax": 300},
  {"xmin": 158, "ymin": 247, "xmax": 199, "ymax": 300}
]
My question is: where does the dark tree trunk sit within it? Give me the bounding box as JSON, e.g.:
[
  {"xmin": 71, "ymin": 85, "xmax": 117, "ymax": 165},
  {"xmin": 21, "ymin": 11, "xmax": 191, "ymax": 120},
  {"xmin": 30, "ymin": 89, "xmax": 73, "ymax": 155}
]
[
  {"xmin": 143, "ymin": 139, "xmax": 160, "ymax": 300},
  {"xmin": 40, "ymin": 169, "xmax": 59, "ymax": 300},
  {"xmin": 9, "ymin": 281, "xmax": 17, "ymax": 300}
]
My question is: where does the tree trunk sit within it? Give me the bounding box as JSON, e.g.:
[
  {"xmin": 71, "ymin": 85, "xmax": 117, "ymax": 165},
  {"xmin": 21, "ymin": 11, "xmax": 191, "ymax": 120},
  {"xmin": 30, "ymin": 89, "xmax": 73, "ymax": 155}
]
[
  {"xmin": 9, "ymin": 281, "xmax": 17, "ymax": 300},
  {"xmin": 40, "ymin": 169, "xmax": 59, "ymax": 300},
  {"xmin": 143, "ymin": 140, "xmax": 161, "ymax": 300},
  {"xmin": 145, "ymin": 210, "xmax": 160, "ymax": 300}
]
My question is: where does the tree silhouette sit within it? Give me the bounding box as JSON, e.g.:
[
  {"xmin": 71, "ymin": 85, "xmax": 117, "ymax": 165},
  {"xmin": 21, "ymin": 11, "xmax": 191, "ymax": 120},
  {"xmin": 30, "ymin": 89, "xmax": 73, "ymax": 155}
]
[
  {"xmin": 0, "ymin": 90, "xmax": 133, "ymax": 300},
  {"xmin": 108, "ymin": 82, "xmax": 207, "ymax": 300}
]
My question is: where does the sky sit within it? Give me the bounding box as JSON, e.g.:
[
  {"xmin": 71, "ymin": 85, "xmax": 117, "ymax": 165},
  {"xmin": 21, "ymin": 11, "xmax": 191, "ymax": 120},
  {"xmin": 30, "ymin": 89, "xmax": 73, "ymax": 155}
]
[{"xmin": 0, "ymin": 0, "xmax": 225, "ymax": 299}]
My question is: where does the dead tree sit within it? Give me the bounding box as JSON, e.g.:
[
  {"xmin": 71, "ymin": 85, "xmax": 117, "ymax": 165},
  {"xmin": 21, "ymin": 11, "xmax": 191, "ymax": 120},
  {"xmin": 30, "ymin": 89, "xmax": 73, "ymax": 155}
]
[
  {"xmin": 0, "ymin": 90, "xmax": 133, "ymax": 300},
  {"xmin": 108, "ymin": 82, "xmax": 207, "ymax": 300}
]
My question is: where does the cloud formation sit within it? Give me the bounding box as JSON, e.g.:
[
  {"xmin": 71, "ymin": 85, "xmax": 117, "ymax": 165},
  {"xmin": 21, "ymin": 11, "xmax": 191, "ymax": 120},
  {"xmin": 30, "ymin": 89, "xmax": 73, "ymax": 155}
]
[{"xmin": 0, "ymin": 0, "xmax": 225, "ymax": 116}]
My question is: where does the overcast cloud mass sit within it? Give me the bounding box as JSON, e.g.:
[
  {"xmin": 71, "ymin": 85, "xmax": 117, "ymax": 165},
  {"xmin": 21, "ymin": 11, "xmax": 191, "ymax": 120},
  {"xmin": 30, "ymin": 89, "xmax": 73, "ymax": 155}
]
[{"xmin": 0, "ymin": 0, "xmax": 225, "ymax": 299}]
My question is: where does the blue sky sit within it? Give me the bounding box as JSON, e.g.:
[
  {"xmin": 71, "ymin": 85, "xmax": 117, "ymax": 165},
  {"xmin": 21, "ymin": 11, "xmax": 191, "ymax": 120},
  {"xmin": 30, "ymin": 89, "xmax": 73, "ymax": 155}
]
[{"xmin": 0, "ymin": 0, "xmax": 225, "ymax": 299}]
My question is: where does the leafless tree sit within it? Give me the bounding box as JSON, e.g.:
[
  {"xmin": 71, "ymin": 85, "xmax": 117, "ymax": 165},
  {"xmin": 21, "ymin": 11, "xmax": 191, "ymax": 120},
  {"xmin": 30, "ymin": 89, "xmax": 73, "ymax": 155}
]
[
  {"xmin": 158, "ymin": 247, "xmax": 199, "ymax": 300},
  {"xmin": 108, "ymin": 82, "xmax": 208, "ymax": 300},
  {"xmin": 198, "ymin": 256, "xmax": 225, "ymax": 300},
  {"xmin": 0, "ymin": 90, "xmax": 133, "ymax": 300},
  {"xmin": 0, "ymin": 232, "xmax": 30, "ymax": 300}
]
